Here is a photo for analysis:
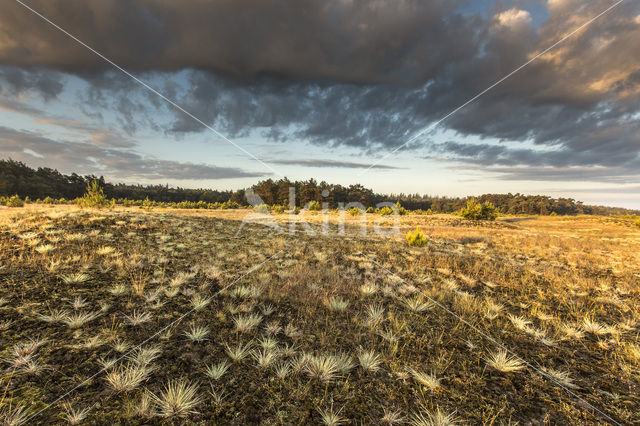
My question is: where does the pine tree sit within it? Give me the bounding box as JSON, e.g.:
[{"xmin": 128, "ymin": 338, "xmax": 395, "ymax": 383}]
[{"xmin": 77, "ymin": 180, "xmax": 110, "ymax": 208}]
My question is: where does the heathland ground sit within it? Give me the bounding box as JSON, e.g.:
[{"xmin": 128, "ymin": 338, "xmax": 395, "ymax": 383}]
[{"xmin": 0, "ymin": 205, "xmax": 639, "ymax": 424}]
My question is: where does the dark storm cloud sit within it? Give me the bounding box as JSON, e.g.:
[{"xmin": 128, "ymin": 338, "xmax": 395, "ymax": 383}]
[
  {"xmin": 270, "ymin": 158, "xmax": 403, "ymax": 170},
  {"xmin": 0, "ymin": 126, "xmax": 264, "ymax": 180},
  {"xmin": 0, "ymin": 0, "xmax": 476, "ymax": 84},
  {"xmin": 0, "ymin": 0, "xmax": 639, "ymax": 183}
]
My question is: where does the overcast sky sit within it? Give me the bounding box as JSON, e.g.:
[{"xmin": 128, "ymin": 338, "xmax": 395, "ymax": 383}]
[{"xmin": 1, "ymin": 0, "xmax": 639, "ymax": 207}]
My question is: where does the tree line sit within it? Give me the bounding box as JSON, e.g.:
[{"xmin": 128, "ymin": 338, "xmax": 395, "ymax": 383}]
[{"xmin": 1, "ymin": 159, "xmax": 637, "ymax": 215}]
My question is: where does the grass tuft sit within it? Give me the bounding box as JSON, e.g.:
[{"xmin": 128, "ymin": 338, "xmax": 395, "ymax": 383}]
[
  {"xmin": 151, "ymin": 379, "xmax": 202, "ymax": 418},
  {"xmin": 485, "ymin": 349, "xmax": 525, "ymax": 373}
]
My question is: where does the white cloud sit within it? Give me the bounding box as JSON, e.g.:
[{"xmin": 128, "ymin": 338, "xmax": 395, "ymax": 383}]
[{"xmin": 494, "ymin": 9, "xmax": 532, "ymax": 30}]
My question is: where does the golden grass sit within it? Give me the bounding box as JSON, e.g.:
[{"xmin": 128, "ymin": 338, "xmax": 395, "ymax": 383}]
[{"xmin": 0, "ymin": 206, "xmax": 638, "ymax": 424}]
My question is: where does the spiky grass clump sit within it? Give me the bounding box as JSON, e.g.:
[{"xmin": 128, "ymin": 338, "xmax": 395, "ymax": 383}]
[
  {"xmin": 71, "ymin": 296, "xmax": 88, "ymax": 310},
  {"xmin": 125, "ymin": 310, "xmax": 152, "ymax": 326},
  {"xmin": 96, "ymin": 246, "xmax": 116, "ymax": 256},
  {"xmin": 233, "ymin": 314, "xmax": 263, "ymax": 333},
  {"xmin": 130, "ymin": 391, "xmax": 155, "ymax": 419},
  {"xmin": 38, "ymin": 308, "xmax": 69, "ymax": 323},
  {"xmin": 129, "ymin": 346, "xmax": 162, "ymax": 366},
  {"xmin": 582, "ymin": 317, "xmax": 607, "ymax": 335},
  {"xmin": 261, "ymin": 304, "xmax": 275, "ymax": 315},
  {"xmin": 225, "ymin": 342, "xmax": 253, "ymax": 362},
  {"xmin": 204, "ymin": 361, "xmax": 230, "ymax": 380},
  {"xmin": 105, "ymin": 362, "xmax": 153, "ymax": 393},
  {"xmin": 561, "ymin": 324, "xmax": 585, "ymax": 340},
  {"xmin": 302, "ymin": 352, "xmax": 354, "ymax": 382},
  {"xmin": 151, "ymin": 379, "xmax": 202, "ymax": 418},
  {"xmin": 409, "ymin": 407, "xmax": 459, "ymax": 426},
  {"xmin": 253, "ymin": 348, "xmax": 278, "ymax": 368},
  {"xmin": 326, "ymin": 297, "xmax": 349, "ymax": 312},
  {"xmin": 508, "ymin": 314, "xmax": 531, "ymax": 331},
  {"xmin": 365, "ymin": 304, "xmax": 385, "ymax": 327},
  {"xmin": 0, "ymin": 404, "xmax": 30, "ymax": 426},
  {"xmin": 61, "ymin": 403, "xmax": 90, "ymax": 425},
  {"xmin": 318, "ymin": 407, "xmax": 347, "ymax": 426},
  {"xmin": 360, "ymin": 283, "xmax": 378, "ymax": 296},
  {"xmin": 61, "ymin": 273, "xmax": 90, "ymax": 285},
  {"xmin": 258, "ymin": 336, "xmax": 278, "ymax": 351},
  {"xmin": 625, "ymin": 343, "xmax": 640, "ymax": 364},
  {"xmin": 35, "ymin": 244, "xmax": 55, "ymax": 254},
  {"xmin": 485, "ymin": 349, "xmax": 525, "ymax": 373},
  {"xmin": 190, "ymin": 294, "xmax": 210, "ymax": 311},
  {"xmin": 274, "ymin": 361, "xmax": 291, "ymax": 379},
  {"xmin": 357, "ymin": 350, "xmax": 382, "ymax": 372},
  {"xmin": 409, "ymin": 369, "xmax": 441, "ymax": 390},
  {"xmin": 380, "ymin": 408, "xmax": 405, "ymax": 424},
  {"xmin": 542, "ymin": 367, "xmax": 578, "ymax": 389},
  {"xmin": 184, "ymin": 325, "xmax": 209, "ymax": 342},
  {"xmin": 402, "ymin": 296, "xmax": 433, "ymax": 313},
  {"xmin": 318, "ymin": 407, "xmax": 346, "ymax": 426},
  {"xmin": 304, "ymin": 354, "xmax": 340, "ymax": 383},
  {"xmin": 108, "ymin": 284, "xmax": 128, "ymax": 295},
  {"xmin": 63, "ymin": 310, "xmax": 100, "ymax": 328}
]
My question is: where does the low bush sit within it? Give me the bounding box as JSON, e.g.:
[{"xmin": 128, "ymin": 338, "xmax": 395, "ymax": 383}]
[
  {"xmin": 395, "ymin": 202, "xmax": 408, "ymax": 215},
  {"xmin": 347, "ymin": 207, "xmax": 364, "ymax": 216},
  {"xmin": 378, "ymin": 206, "xmax": 394, "ymax": 216},
  {"xmin": 308, "ymin": 201, "xmax": 322, "ymax": 211},
  {"xmin": 406, "ymin": 227, "xmax": 428, "ymax": 246},
  {"xmin": 459, "ymin": 198, "xmax": 498, "ymax": 221},
  {"xmin": 1, "ymin": 195, "xmax": 25, "ymax": 207}
]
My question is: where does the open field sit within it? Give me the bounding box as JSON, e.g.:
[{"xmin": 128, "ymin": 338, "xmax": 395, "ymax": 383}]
[{"xmin": 1, "ymin": 205, "xmax": 639, "ymax": 424}]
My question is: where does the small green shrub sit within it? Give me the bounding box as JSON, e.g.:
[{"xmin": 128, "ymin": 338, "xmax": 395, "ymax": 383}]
[
  {"xmin": 395, "ymin": 202, "xmax": 408, "ymax": 215},
  {"xmin": 308, "ymin": 201, "xmax": 321, "ymax": 211},
  {"xmin": 406, "ymin": 227, "xmax": 428, "ymax": 247},
  {"xmin": 2, "ymin": 195, "xmax": 25, "ymax": 207},
  {"xmin": 378, "ymin": 206, "xmax": 394, "ymax": 216},
  {"xmin": 77, "ymin": 180, "xmax": 110, "ymax": 208},
  {"xmin": 459, "ymin": 198, "xmax": 498, "ymax": 221},
  {"xmin": 271, "ymin": 205, "xmax": 285, "ymax": 214},
  {"xmin": 347, "ymin": 207, "xmax": 363, "ymax": 216},
  {"xmin": 142, "ymin": 197, "xmax": 154, "ymax": 209},
  {"xmin": 366, "ymin": 207, "xmax": 375, "ymax": 213},
  {"xmin": 635, "ymin": 216, "xmax": 640, "ymax": 228}
]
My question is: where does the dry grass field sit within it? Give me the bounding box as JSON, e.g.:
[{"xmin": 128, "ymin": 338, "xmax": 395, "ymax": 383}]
[{"xmin": 1, "ymin": 205, "xmax": 639, "ymax": 424}]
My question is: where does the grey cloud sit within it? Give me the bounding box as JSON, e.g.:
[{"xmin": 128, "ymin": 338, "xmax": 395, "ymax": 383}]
[
  {"xmin": 470, "ymin": 166, "xmax": 640, "ymax": 184},
  {"xmin": 0, "ymin": 66, "xmax": 64, "ymax": 100},
  {"xmin": 556, "ymin": 185, "xmax": 640, "ymax": 194},
  {"xmin": 0, "ymin": 0, "xmax": 639, "ymax": 184},
  {"xmin": 270, "ymin": 158, "xmax": 403, "ymax": 170},
  {"xmin": 0, "ymin": 126, "xmax": 264, "ymax": 180},
  {"xmin": 0, "ymin": 0, "xmax": 476, "ymax": 85}
]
